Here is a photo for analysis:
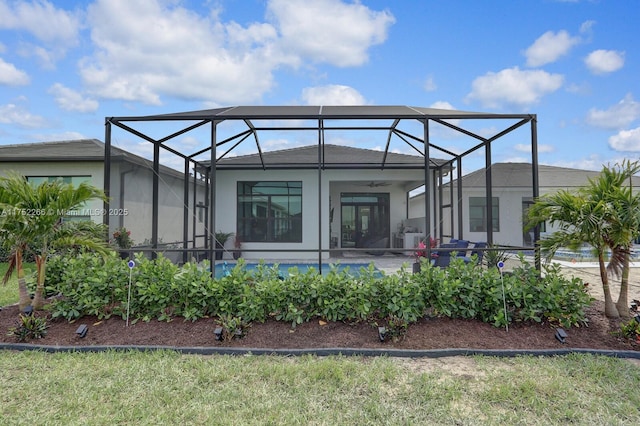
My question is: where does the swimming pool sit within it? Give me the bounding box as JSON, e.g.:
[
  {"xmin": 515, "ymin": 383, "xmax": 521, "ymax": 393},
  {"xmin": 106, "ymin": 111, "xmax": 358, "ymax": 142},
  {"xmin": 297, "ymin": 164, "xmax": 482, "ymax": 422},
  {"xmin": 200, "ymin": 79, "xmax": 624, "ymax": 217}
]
[
  {"xmin": 213, "ymin": 262, "xmax": 381, "ymax": 279},
  {"xmin": 552, "ymin": 245, "xmax": 640, "ymax": 262}
]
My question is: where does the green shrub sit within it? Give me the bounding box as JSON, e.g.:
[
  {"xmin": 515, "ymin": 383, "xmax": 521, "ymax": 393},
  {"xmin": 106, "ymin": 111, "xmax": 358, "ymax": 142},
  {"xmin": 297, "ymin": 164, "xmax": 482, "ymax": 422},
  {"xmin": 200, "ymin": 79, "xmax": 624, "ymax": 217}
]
[
  {"xmin": 45, "ymin": 252, "xmax": 593, "ymax": 332},
  {"xmin": 48, "ymin": 252, "xmax": 129, "ymax": 320},
  {"xmin": 618, "ymin": 317, "xmax": 640, "ymax": 340},
  {"xmin": 8, "ymin": 314, "xmax": 49, "ymax": 341}
]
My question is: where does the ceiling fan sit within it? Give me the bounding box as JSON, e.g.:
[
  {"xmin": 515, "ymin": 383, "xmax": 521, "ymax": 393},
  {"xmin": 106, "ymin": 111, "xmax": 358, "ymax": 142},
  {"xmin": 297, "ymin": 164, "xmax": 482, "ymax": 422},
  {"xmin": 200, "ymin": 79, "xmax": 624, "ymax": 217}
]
[{"xmin": 356, "ymin": 181, "xmax": 391, "ymax": 188}]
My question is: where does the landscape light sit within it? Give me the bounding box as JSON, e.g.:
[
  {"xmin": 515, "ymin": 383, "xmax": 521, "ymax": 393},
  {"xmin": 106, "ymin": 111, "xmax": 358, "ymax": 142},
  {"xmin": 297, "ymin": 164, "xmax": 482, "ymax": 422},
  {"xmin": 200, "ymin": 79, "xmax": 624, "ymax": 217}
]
[
  {"xmin": 214, "ymin": 326, "xmax": 223, "ymax": 341},
  {"xmin": 75, "ymin": 324, "xmax": 88, "ymax": 338},
  {"xmin": 378, "ymin": 326, "xmax": 387, "ymax": 342},
  {"xmin": 555, "ymin": 327, "xmax": 568, "ymax": 344},
  {"xmin": 22, "ymin": 305, "xmax": 33, "ymax": 316}
]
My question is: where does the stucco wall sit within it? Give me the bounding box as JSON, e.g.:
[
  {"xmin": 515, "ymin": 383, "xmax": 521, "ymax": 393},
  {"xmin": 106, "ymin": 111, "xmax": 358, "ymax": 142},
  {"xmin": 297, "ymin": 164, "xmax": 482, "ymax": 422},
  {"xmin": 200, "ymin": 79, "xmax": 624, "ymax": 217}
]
[
  {"xmin": 0, "ymin": 161, "xmax": 105, "ymax": 224},
  {"xmin": 214, "ymin": 168, "xmax": 426, "ymax": 260}
]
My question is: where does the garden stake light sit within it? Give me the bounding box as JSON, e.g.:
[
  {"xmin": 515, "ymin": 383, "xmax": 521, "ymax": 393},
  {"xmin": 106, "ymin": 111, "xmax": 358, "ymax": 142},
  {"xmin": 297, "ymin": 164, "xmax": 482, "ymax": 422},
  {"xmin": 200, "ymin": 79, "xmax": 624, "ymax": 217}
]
[
  {"xmin": 126, "ymin": 260, "xmax": 135, "ymax": 327},
  {"xmin": 497, "ymin": 261, "xmax": 508, "ymax": 332},
  {"xmin": 22, "ymin": 305, "xmax": 33, "ymax": 316}
]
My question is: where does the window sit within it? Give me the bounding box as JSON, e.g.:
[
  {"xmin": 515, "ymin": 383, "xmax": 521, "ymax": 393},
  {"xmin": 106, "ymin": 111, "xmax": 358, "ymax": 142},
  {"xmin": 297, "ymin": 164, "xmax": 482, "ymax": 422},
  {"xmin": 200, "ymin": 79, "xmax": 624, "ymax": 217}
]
[
  {"xmin": 27, "ymin": 176, "xmax": 91, "ymax": 186},
  {"xmin": 237, "ymin": 181, "xmax": 302, "ymax": 242},
  {"xmin": 469, "ymin": 197, "xmax": 499, "ymax": 232},
  {"xmin": 26, "ymin": 176, "xmax": 92, "ymax": 222}
]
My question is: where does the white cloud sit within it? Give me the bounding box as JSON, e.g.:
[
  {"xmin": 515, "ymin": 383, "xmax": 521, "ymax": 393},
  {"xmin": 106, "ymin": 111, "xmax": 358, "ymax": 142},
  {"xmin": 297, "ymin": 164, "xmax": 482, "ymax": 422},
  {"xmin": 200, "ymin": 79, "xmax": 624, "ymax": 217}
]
[
  {"xmin": 423, "ymin": 76, "xmax": 437, "ymax": 92},
  {"xmin": 48, "ymin": 83, "xmax": 99, "ymax": 113},
  {"xmin": 31, "ymin": 130, "xmax": 86, "ymax": 141},
  {"xmin": 515, "ymin": 143, "xmax": 554, "ymax": 153},
  {"xmin": 524, "ymin": 30, "xmax": 580, "ymax": 67},
  {"xmin": 0, "ymin": 0, "xmax": 80, "ymax": 44},
  {"xmin": 430, "ymin": 101, "xmax": 455, "ymax": 110},
  {"xmin": 584, "ymin": 49, "xmax": 625, "ymax": 75},
  {"xmin": 466, "ymin": 67, "xmax": 564, "ymax": 109},
  {"xmin": 301, "ymin": 84, "xmax": 366, "ymax": 105},
  {"xmin": 580, "ymin": 20, "xmax": 595, "ymax": 35},
  {"xmin": 586, "ymin": 94, "xmax": 640, "ymax": 129},
  {"xmin": 0, "ymin": 57, "xmax": 29, "ymax": 85},
  {"xmin": 0, "ymin": 0, "xmax": 80, "ymax": 64},
  {"xmin": 0, "ymin": 103, "xmax": 47, "ymax": 128},
  {"xmin": 81, "ymin": 0, "xmax": 281, "ymax": 105},
  {"xmin": 549, "ymin": 154, "xmax": 608, "ymax": 172},
  {"xmin": 608, "ymin": 127, "xmax": 640, "ymax": 152},
  {"xmin": 267, "ymin": 0, "xmax": 395, "ymax": 67},
  {"xmin": 78, "ymin": 0, "xmax": 393, "ymax": 106}
]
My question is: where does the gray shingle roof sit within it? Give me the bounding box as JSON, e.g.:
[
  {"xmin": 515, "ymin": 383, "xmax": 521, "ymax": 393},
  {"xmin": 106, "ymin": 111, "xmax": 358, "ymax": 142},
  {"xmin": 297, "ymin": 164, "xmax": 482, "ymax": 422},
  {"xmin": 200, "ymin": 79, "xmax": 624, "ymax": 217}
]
[
  {"xmin": 0, "ymin": 139, "xmax": 147, "ymax": 163},
  {"xmin": 453, "ymin": 162, "xmax": 640, "ymax": 188},
  {"xmin": 211, "ymin": 144, "xmax": 447, "ymax": 170},
  {"xmin": 0, "ymin": 139, "xmax": 185, "ymax": 177}
]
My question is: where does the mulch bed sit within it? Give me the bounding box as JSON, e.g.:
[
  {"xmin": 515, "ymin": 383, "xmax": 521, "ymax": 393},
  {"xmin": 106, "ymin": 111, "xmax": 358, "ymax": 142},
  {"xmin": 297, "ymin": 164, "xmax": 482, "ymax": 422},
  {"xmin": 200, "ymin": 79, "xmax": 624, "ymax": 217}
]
[{"xmin": 1, "ymin": 301, "xmax": 638, "ymax": 352}]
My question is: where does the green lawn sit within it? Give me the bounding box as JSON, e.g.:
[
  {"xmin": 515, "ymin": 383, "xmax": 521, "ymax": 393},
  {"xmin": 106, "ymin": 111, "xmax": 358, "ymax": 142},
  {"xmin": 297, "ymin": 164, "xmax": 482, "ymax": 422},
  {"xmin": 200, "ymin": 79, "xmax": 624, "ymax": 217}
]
[
  {"xmin": 0, "ymin": 351, "xmax": 639, "ymax": 425},
  {"xmin": 0, "ymin": 262, "xmax": 36, "ymax": 307}
]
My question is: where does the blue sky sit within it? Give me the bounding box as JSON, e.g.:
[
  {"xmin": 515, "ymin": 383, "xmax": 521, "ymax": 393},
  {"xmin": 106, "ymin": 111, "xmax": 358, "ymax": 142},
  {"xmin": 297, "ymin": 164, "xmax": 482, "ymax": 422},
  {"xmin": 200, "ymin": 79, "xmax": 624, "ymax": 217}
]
[{"xmin": 1, "ymin": 0, "xmax": 638, "ymax": 173}]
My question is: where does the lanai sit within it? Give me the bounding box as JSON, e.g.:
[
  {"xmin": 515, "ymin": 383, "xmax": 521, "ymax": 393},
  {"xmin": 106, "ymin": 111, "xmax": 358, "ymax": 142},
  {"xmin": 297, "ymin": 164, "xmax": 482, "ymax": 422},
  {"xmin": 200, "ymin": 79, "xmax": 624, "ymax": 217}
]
[{"xmin": 103, "ymin": 105, "xmax": 539, "ymax": 268}]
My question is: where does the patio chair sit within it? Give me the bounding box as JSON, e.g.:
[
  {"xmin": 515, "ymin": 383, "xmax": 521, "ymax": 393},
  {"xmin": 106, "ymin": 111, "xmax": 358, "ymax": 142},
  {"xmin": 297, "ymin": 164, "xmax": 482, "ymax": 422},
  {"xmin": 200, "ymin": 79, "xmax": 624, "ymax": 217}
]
[
  {"xmin": 462, "ymin": 242, "xmax": 488, "ymax": 265},
  {"xmin": 433, "ymin": 249, "xmax": 453, "ymax": 268},
  {"xmin": 454, "ymin": 240, "xmax": 470, "ymax": 257}
]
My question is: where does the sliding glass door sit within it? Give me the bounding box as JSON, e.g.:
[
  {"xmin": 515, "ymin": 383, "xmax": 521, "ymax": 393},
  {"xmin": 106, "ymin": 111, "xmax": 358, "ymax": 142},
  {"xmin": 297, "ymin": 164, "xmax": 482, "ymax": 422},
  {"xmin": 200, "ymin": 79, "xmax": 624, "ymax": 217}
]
[{"xmin": 340, "ymin": 193, "xmax": 389, "ymax": 248}]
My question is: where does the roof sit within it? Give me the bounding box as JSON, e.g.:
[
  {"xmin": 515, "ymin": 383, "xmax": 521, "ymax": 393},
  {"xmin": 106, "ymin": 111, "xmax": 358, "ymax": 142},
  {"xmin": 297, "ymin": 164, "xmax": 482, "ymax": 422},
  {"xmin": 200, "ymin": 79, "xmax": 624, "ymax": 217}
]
[
  {"xmin": 453, "ymin": 162, "xmax": 640, "ymax": 188},
  {"xmin": 0, "ymin": 139, "xmax": 185, "ymax": 178},
  {"xmin": 0, "ymin": 139, "xmax": 109, "ymax": 162},
  {"xmin": 0, "ymin": 138, "xmax": 152, "ymax": 164},
  {"xmin": 110, "ymin": 105, "xmax": 533, "ymax": 122},
  {"xmin": 206, "ymin": 144, "xmax": 449, "ymax": 170}
]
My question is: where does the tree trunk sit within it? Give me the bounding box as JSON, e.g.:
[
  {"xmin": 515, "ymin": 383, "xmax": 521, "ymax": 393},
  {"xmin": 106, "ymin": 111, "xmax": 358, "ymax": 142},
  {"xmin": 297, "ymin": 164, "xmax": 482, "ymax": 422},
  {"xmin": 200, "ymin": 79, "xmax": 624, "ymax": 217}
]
[
  {"xmin": 599, "ymin": 253, "xmax": 619, "ymax": 318},
  {"xmin": 615, "ymin": 253, "xmax": 631, "ymax": 318},
  {"xmin": 17, "ymin": 276, "xmax": 31, "ymax": 311},
  {"xmin": 14, "ymin": 252, "xmax": 31, "ymax": 311},
  {"xmin": 31, "ymin": 255, "xmax": 46, "ymax": 310}
]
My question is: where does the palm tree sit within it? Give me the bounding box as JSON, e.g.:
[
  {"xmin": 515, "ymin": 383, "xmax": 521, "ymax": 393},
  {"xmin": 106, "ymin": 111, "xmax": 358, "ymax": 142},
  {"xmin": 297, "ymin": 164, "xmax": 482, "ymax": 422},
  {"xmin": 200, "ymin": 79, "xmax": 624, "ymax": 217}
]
[
  {"xmin": 589, "ymin": 160, "xmax": 640, "ymax": 317},
  {"xmin": 527, "ymin": 188, "xmax": 619, "ymax": 317},
  {"xmin": 0, "ymin": 173, "xmax": 109, "ymax": 309},
  {"xmin": 526, "ymin": 160, "xmax": 640, "ymax": 319}
]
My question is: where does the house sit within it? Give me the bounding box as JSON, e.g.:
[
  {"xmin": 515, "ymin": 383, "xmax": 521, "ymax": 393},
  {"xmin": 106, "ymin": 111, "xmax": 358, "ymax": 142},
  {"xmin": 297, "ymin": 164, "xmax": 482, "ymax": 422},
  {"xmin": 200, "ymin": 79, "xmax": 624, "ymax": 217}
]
[
  {"xmin": 0, "ymin": 139, "xmax": 206, "ymax": 249},
  {"xmin": 410, "ymin": 162, "xmax": 640, "ymax": 247},
  {"xmin": 207, "ymin": 144, "xmax": 450, "ymax": 260}
]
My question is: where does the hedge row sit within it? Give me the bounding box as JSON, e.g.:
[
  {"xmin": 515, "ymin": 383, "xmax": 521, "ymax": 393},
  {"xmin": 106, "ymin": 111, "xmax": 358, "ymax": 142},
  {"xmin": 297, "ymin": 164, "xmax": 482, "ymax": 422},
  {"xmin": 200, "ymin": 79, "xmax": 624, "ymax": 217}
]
[{"xmin": 44, "ymin": 252, "xmax": 593, "ymax": 329}]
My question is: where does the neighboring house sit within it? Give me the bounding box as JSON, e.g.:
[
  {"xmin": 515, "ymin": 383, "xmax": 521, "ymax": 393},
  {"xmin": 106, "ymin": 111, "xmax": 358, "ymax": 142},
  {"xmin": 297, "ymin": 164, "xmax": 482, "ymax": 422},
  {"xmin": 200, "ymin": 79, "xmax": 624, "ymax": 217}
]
[
  {"xmin": 209, "ymin": 144, "xmax": 448, "ymax": 260},
  {"xmin": 411, "ymin": 162, "xmax": 640, "ymax": 247},
  {"xmin": 0, "ymin": 139, "xmax": 205, "ymax": 248}
]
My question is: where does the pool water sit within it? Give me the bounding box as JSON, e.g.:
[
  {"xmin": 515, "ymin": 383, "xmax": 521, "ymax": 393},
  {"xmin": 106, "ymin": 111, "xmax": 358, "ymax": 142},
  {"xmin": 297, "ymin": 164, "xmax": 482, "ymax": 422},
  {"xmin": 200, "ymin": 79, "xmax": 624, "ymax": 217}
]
[
  {"xmin": 213, "ymin": 262, "xmax": 381, "ymax": 279},
  {"xmin": 552, "ymin": 246, "xmax": 640, "ymax": 262}
]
